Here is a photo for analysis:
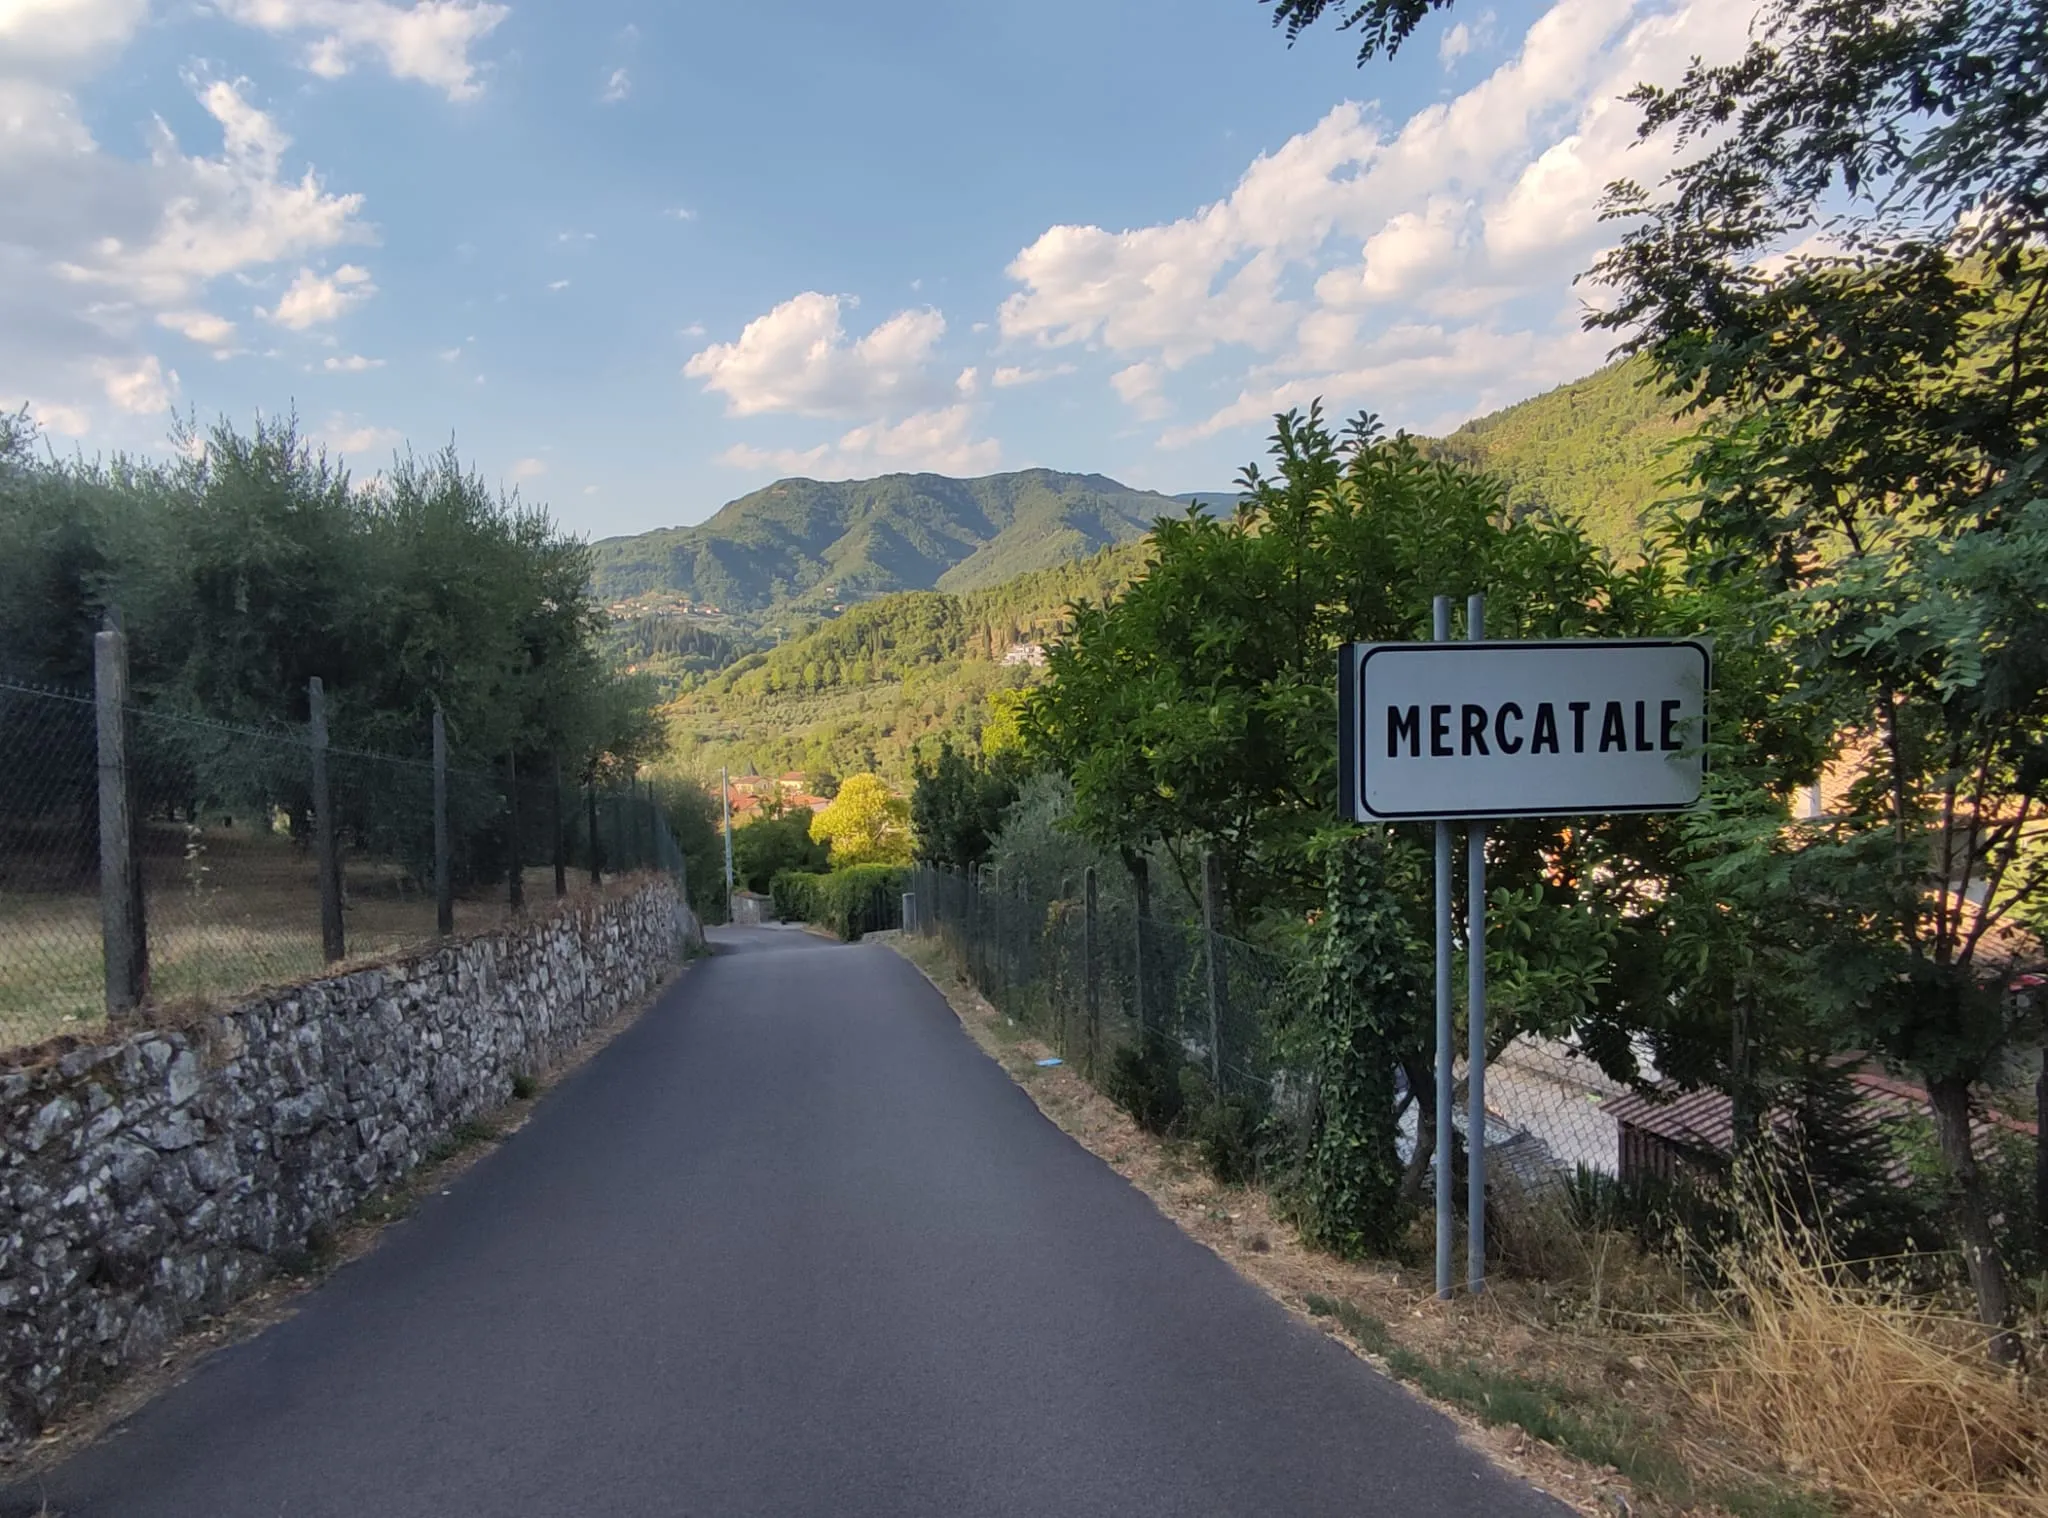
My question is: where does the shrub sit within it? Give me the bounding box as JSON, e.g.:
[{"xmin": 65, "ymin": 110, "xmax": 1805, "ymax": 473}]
[
  {"xmin": 1103, "ymin": 1035, "xmax": 1184, "ymax": 1134},
  {"xmin": 770, "ymin": 865, "xmax": 910, "ymax": 940}
]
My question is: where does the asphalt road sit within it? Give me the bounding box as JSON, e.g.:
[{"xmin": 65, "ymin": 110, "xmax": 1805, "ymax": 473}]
[{"xmin": 7, "ymin": 927, "xmax": 1566, "ymax": 1517}]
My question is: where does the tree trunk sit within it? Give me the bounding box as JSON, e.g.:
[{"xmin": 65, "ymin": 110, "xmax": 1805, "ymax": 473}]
[
  {"xmin": 1398, "ymin": 1057, "xmax": 1436, "ymax": 1204},
  {"xmin": 1925, "ymin": 1074, "xmax": 2020, "ymax": 1363}
]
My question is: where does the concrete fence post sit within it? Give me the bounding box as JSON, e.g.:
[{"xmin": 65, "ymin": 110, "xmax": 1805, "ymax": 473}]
[
  {"xmin": 432, "ymin": 702, "xmax": 453, "ymax": 935},
  {"xmin": 308, "ymin": 676, "xmax": 344, "ymax": 963},
  {"xmin": 95, "ymin": 615, "xmax": 148, "ymax": 1018}
]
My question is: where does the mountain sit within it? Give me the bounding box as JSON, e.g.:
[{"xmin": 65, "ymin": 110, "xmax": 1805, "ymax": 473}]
[
  {"xmin": 589, "ymin": 469, "xmax": 1182, "ymax": 615},
  {"xmin": 1428, "ymin": 357, "xmax": 1694, "ymax": 556},
  {"xmin": 659, "ymin": 543, "xmax": 1153, "ymax": 785}
]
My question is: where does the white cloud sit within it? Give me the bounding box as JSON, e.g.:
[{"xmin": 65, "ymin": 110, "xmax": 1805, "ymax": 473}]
[
  {"xmin": 990, "ymin": 362, "xmax": 1077, "ymax": 389},
  {"xmin": 679, "ymin": 322, "xmax": 705, "ymax": 338},
  {"xmin": 264, "ymin": 263, "xmax": 375, "ymax": 328},
  {"xmin": 555, "ymin": 230, "xmax": 596, "ymax": 245},
  {"xmin": 1111, "ymin": 361, "xmax": 1169, "ymax": 421},
  {"xmin": 436, "ymin": 345, "xmax": 462, "ymax": 360},
  {"xmin": 320, "ymin": 416, "xmax": 400, "ymax": 453},
  {"xmin": 601, "ymin": 67, "xmax": 630, "ymax": 103},
  {"xmin": 95, "ymin": 353, "xmax": 175, "ymax": 413},
  {"xmin": 156, "ymin": 308, "xmax": 238, "ymax": 347},
  {"xmin": 665, "ymin": 206, "xmax": 696, "ymax": 221},
  {"xmin": 508, "ymin": 456, "xmax": 546, "ymax": 480},
  {"xmin": 716, "ymin": 404, "xmax": 999, "ymax": 479},
  {"xmin": 214, "ymin": 0, "xmax": 510, "ymax": 101},
  {"xmin": 46, "ymin": 81, "xmax": 369, "ymax": 309},
  {"xmin": 581, "ymin": 483, "xmax": 598, "ymax": 495},
  {"xmin": 547, "ymin": 278, "xmax": 570, "ymax": 291},
  {"xmin": 7, "ymin": 396, "xmax": 93, "ymax": 436},
  {"xmin": 684, "ymin": 291, "xmax": 950, "ymax": 418},
  {"xmin": 1000, "ymin": 0, "xmax": 1757, "ymax": 448},
  {"xmin": 956, "ymin": 366, "xmax": 980, "ymax": 395},
  {"xmin": 1161, "ymin": 319, "xmax": 1607, "ymax": 448},
  {"xmin": 0, "ymin": 0, "xmax": 150, "ymax": 70},
  {"xmin": 323, "ymin": 352, "xmax": 383, "ymax": 370}
]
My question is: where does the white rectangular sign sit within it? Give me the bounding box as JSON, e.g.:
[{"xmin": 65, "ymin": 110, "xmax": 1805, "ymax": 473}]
[{"xmin": 1339, "ymin": 639, "xmax": 1711, "ymax": 821}]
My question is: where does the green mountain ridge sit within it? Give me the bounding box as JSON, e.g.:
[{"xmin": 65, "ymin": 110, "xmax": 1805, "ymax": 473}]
[
  {"xmin": 590, "ymin": 468, "xmax": 1180, "ymax": 615},
  {"xmin": 639, "ymin": 359, "xmax": 1698, "ymax": 789}
]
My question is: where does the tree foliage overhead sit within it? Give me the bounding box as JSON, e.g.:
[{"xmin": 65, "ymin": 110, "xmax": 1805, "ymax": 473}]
[
  {"xmin": 1266, "ymin": 0, "xmax": 2048, "ymax": 1346},
  {"xmin": 1579, "ymin": 0, "xmax": 2048, "ymax": 1351}
]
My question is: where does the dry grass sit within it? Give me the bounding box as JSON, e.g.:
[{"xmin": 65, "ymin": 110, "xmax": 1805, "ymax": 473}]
[
  {"xmin": 1682, "ymin": 1223, "xmax": 2048, "ymax": 1517},
  {"xmin": 0, "ymin": 821, "xmax": 624, "ymax": 1051}
]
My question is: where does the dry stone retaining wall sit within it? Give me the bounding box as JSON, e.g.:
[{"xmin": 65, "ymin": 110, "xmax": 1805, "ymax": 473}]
[{"xmin": 0, "ymin": 880, "xmax": 695, "ymax": 1448}]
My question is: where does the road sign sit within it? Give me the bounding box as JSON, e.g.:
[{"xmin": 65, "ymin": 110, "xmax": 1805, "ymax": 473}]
[{"xmin": 1339, "ymin": 638, "xmax": 1711, "ymax": 821}]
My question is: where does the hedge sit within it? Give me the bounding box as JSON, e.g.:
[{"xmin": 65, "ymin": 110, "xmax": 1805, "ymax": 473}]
[{"xmin": 770, "ymin": 865, "xmax": 909, "ymax": 941}]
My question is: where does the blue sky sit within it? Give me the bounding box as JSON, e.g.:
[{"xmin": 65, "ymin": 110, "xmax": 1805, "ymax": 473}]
[{"xmin": 2, "ymin": 0, "xmax": 1756, "ymax": 539}]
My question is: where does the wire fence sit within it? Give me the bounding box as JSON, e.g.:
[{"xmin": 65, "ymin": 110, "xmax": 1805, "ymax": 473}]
[
  {"xmin": 909, "ymin": 861, "xmax": 1675, "ymax": 1232},
  {"xmin": 0, "ymin": 668, "xmax": 688, "ymax": 1054}
]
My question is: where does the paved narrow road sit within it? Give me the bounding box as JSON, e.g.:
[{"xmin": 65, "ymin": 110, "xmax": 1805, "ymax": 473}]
[{"xmin": 7, "ymin": 929, "xmax": 1564, "ymax": 1518}]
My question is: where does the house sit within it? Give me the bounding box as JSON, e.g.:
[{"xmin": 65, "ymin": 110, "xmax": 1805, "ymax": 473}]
[{"xmin": 1603, "ymin": 1069, "xmax": 2036, "ymax": 1186}]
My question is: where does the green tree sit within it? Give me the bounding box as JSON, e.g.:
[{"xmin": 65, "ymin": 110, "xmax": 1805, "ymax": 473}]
[
  {"xmin": 810, "ymin": 772, "xmax": 912, "ymax": 867},
  {"xmin": 1579, "ymin": 0, "xmax": 2048, "ymax": 1353},
  {"xmin": 733, "ymin": 810, "xmax": 828, "ymax": 893},
  {"xmin": 910, "ymin": 741, "xmax": 1017, "ymax": 871}
]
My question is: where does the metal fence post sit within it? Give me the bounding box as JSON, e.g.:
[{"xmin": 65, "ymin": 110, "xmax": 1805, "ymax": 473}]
[
  {"xmin": 94, "ymin": 616, "xmax": 147, "ymax": 1017},
  {"xmin": 1202, "ymin": 849, "xmax": 1224, "ymax": 1089},
  {"xmin": 432, "ymin": 702, "xmax": 453, "ymax": 935},
  {"xmin": 308, "ymin": 676, "xmax": 344, "ymax": 963},
  {"xmin": 1467, "ymin": 590, "xmax": 1489, "ymax": 1295},
  {"xmin": 1083, "ymin": 866, "xmax": 1099, "ymax": 1071},
  {"xmin": 586, "ymin": 781, "xmax": 601, "ymax": 888},
  {"xmin": 1132, "ymin": 905, "xmax": 1147, "ymax": 1044}
]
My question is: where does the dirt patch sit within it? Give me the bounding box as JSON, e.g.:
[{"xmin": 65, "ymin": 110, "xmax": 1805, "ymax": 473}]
[
  {"xmin": 0, "ymin": 952, "xmax": 693, "ymax": 1486},
  {"xmin": 889, "ymin": 936, "xmax": 1824, "ymax": 1518}
]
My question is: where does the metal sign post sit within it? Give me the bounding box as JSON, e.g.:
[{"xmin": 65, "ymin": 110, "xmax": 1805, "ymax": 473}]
[
  {"xmin": 1431, "ymin": 597, "xmax": 1455, "ymax": 1301},
  {"xmin": 1341, "ymin": 619, "xmax": 1710, "ymax": 1297}
]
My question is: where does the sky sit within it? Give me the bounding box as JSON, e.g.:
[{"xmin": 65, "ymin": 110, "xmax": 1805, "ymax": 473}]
[{"xmin": 1, "ymin": 0, "xmax": 1761, "ymax": 540}]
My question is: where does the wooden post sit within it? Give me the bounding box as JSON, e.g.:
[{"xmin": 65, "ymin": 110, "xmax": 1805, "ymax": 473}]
[
  {"xmin": 1203, "ymin": 849, "xmax": 1224, "ymax": 1088},
  {"xmin": 551, "ymin": 752, "xmax": 567, "ymax": 899},
  {"xmin": 506, "ymin": 751, "xmax": 524, "ymax": 914},
  {"xmin": 308, "ymin": 676, "xmax": 344, "ymax": 963},
  {"xmin": 1083, "ymin": 866, "xmax": 1099, "ymax": 1073},
  {"xmin": 432, "ymin": 702, "xmax": 453, "ymax": 935},
  {"xmin": 95, "ymin": 617, "xmax": 148, "ymax": 1016}
]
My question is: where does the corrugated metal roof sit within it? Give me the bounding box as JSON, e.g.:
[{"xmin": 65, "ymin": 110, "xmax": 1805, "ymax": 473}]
[{"xmin": 1605, "ymin": 1071, "xmax": 2035, "ymax": 1161}]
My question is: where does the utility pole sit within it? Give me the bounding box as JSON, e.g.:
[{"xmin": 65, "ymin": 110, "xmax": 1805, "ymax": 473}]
[{"xmin": 721, "ymin": 764, "xmax": 735, "ymax": 922}]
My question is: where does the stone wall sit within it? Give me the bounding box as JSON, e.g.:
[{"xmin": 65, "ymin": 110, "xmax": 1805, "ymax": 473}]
[{"xmin": 0, "ymin": 880, "xmax": 695, "ymax": 1448}]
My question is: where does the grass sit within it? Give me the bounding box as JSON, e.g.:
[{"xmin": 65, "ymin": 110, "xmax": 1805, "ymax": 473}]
[
  {"xmin": 0, "ymin": 821, "xmax": 624, "ymax": 1053},
  {"xmin": 1299, "ymin": 1293, "xmax": 1827, "ymax": 1518},
  {"xmin": 1682, "ymin": 1216, "xmax": 2048, "ymax": 1518}
]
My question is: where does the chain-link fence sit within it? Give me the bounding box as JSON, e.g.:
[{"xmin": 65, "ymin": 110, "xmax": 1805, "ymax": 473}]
[
  {"xmin": 0, "ymin": 670, "xmax": 689, "ymax": 1054},
  {"xmin": 908, "ymin": 861, "xmax": 1643, "ymax": 1232}
]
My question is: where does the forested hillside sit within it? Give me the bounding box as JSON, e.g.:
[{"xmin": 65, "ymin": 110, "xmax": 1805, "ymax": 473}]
[
  {"xmin": 589, "ymin": 469, "xmax": 1177, "ymax": 615},
  {"xmin": 1429, "ymin": 357, "xmax": 1692, "ymax": 554},
  {"xmin": 659, "ymin": 542, "xmax": 1150, "ymax": 783}
]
